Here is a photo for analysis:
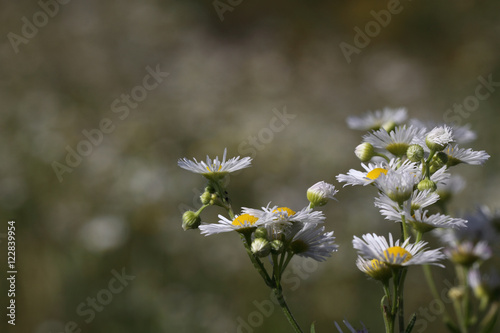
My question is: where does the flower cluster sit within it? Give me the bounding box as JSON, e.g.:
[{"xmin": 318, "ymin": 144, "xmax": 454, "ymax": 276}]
[
  {"xmin": 337, "ymin": 107, "xmax": 491, "ymax": 333},
  {"xmin": 178, "ymin": 149, "xmax": 338, "ymax": 332}
]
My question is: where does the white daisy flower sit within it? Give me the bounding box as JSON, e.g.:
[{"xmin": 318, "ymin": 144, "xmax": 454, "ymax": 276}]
[
  {"xmin": 444, "ymin": 240, "xmax": 492, "ymax": 267},
  {"xmin": 353, "ymin": 233, "xmax": 445, "ymax": 267},
  {"xmin": 406, "ymin": 209, "xmax": 467, "ymax": 233},
  {"xmin": 425, "ymin": 126, "xmax": 454, "ymax": 151},
  {"xmin": 375, "ymin": 190, "xmax": 439, "ymax": 222},
  {"xmin": 307, "ymin": 181, "xmax": 338, "ymax": 207},
  {"xmin": 336, "ymin": 159, "xmax": 416, "ymax": 187},
  {"xmin": 178, "ymin": 148, "xmax": 252, "ymax": 179},
  {"xmin": 290, "ymin": 223, "xmax": 337, "ymax": 262},
  {"xmin": 363, "ymin": 125, "xmax": 426, "ymax": 157},
  {"xmin": 444, "ymin": 145, "xmax": 490, "ymax": 166},
  {"xmin": 199, "ymin": 213, "xmax": 264, "ymax": 236},
  {"xmin": 346, "ymin": 107, "xmax": 407, "ymax": 131},
  {"xmin": 243, "ymin": 204, "xmax": 326, "ymax": 240},
  {"xmin": 409, "ymin": 119, "xmax": 477, "ymax": 144},
  {"xmin": 375, "ymin": 169, "xmax": 418, "ymax": 203},
  {"xmin": 436, "ymin": 206, "xmax": 499, "ymax": 246}
]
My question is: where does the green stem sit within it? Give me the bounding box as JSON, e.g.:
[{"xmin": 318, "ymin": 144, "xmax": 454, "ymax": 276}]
[
  {"xmin": 376, "ymin": 152, "xmax": 391, "ymax": 162},
  {"xmin": 397, "ymin": 268, "xmax": 408, "ymax": 333},
  {"xmin": 425, "ymin": 150, "xmax": 436, "ymax": 179},
  {"xmin": 383, "ymin": 283, "xmax": 395, "ymax": 333},
  {"xmin": 241, "ymin": 233, "xmax": 273, "ymax": 287},
  {"xmin": 422, "ymin": 264, "xmax": 456, "ymax": 330},
  {"xmin": 274, "ymin": 287, "xmax": 304, "ymax": 333},
  {"xmin": 479, "ymin": 301, "xmax": 499, "ymax": 333}
]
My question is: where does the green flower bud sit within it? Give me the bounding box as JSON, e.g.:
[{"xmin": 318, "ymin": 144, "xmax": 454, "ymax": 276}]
[
  {"xmin": 182, "ymin": 211, "xmax": 201, "ymax": 231},
  {"xmin": 406, "ymin": 144, "xmax": 424, "ymax": 162},
  {"xmin": 417, "ymin": 179, "xmax": 437, "ymax": 192},
  {"xmin": 251, "ymin": 238, "xmax": 271, "ymax": 257},
  {"xmin": 200, "ymin": 191, "xmax": 212, "ymax": 205},
  {"xmin": 354, "ymin": 142, "xmax": 375, "ymax": 162},
  {"xmin": 270, "ymin": 239, "xmax": 285, "ymax": 254},
  {"xmin": 306, "ymin": 181, "xmax": 338, "ymax": 208},
  {"xmin": 430, "ymin": 152, "xmax": 449, "ymax": 173},
  {"xmin": 254, "ymin": 227, "xmax": 268, "ymax": 239}
]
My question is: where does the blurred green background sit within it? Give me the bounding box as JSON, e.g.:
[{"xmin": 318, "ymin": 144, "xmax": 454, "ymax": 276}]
[{"xmin": 1, "ymin": 0, "xmax": 499, "ymax": 332}]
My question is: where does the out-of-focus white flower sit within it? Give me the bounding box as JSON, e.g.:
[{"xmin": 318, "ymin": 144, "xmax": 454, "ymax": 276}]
[{"xmin": 347, "ymin": 107, "xmax": 407, "ymax": 131}]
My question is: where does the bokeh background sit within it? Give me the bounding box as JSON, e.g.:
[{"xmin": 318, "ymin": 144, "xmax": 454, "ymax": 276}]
[{"xmin": 1, "ymin": 0, "xmax": 500, "ymax": 332}]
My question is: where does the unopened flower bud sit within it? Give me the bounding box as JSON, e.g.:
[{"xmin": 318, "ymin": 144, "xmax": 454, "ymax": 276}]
[
  {"xmin": 354, "ymin": 142, "xmax": 375, "ymax": 162},
  {"xmin": 182, "ymin": 211, "xmax": 201, "ymax": 231},
  {"xmin": 270, "ymin": 239, "xmax": 285, "ymax": 254},
  {"xmin": 307, "ymin": 181, "xmax": 338, "ymax": 208},
  {"xmin": 251, "ymin": 238, "xmax": 271, "ymax": 257},
  {"xmin": 200, "ymin": 191, "xmax": 212, "ymax": 205},
  {"xmin": 430, "ymin": 152, "xmax": 449, "ymax": 173},
  {"xmin": 254, "ymin": 227, "xmax": 268, "ymax": 239},
  {"xmin": 418, "ymin": 179, "xmax": 437, "ymax": 192},
  {"xmin": 407, "ymin": 144, "xmax": 424, "ymax": 162}
]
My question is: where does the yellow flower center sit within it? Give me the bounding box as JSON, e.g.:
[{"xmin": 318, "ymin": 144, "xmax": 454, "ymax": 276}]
[
  {"xmin": 206, "ymin": 164, "xmax": 222, "ymax": 172},
  {"xmin": 366, "ymin": 168, "xmax": 388, "ymax": 180},
  {"xmin": 369, "ymin": 259, "xmax": 384, "ymax": 270},
  {"xmin": 232, "ymin": 214, "xmax": 258, "ymax": 227},
  {"xmin": 272, "ymin": 207, "xmax": 296, "ymax": 216},
  {"xmin": 384, "ymin": 246, "xmax": 413, "ymax": 263}
]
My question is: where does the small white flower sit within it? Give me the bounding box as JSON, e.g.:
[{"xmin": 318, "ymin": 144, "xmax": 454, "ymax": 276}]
[
  {"xmin": 409, "ymin": 119, "xmax": 477, "ymax": 144},
  {"xmin": 347, "ymin": 107, "xmax": 407, "ymax": 131},
  {"xmin": 444, "ymin": 145, "xmax": 490, "ymax": 166},
  {"xmin": 353, "ymin": 233, "xmax": 445, "ymax": 267},
  {"xmin": 407, "ymin": 209, "xmax": 467, "ymax": 233},
  {"xmin": 178, "ymin": 148, "xmax": 252, "ymax": 179},
  {"xmin": 290, "ymin": 223, "xmax": 337, "ymax": 262},
  {"xmin": 435, "ymin": 206, "xmax": 499, "ymax": 246},
  {"xmin": 244, "ymin": 204, "xmax": 325, "ymax": 240},
  {"xmin": 375, "ymin": 169, "xmax": 418, "ymax": 203},
  {"xmin": 444, "ymin": 240, "xmax": 492, "ymax": 266},
  {"xmin": 199, "ymin": 213, "xmax": 263, "ymax": 236},
  {"xmin": 336, "ymin": 159, "xmax": 416, "ymax": 187},
  {"xmin": 425, "ymin": 126, "xmax": 454, "ymax": 151},
  {"xmin": 363, "ymin": 125, "xmax": 426, "ymax": 157},
  {"xmin": 307, "ymin": 181, "xmax": 338, "ymax": 207}
]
